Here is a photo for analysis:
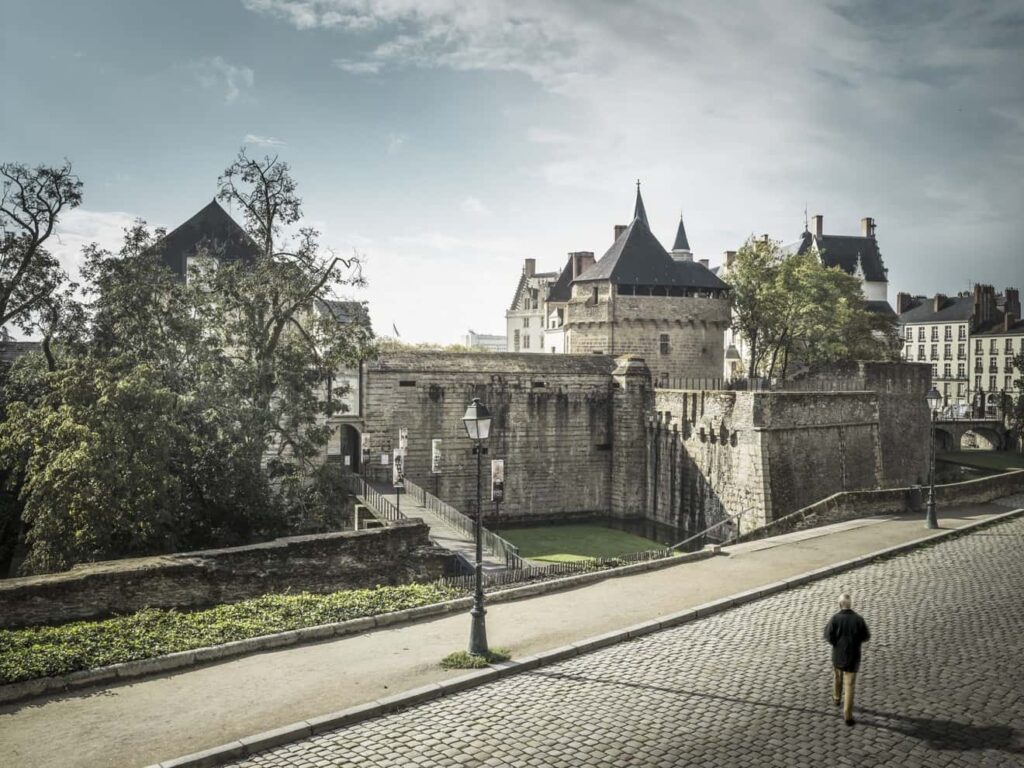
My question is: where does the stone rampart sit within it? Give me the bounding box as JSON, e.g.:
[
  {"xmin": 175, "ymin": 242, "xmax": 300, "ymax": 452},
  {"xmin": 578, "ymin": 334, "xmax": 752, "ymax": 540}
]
[
  {"xmin": 360, "ymin": 352, "xmax": 622, "ymax": 521},
  {"xmin": 0, "ymin": 520, "xmax": 449, "ymax": 629}
]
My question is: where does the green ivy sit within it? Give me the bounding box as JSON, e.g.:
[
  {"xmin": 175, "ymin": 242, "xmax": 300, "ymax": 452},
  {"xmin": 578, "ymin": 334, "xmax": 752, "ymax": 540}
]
[{"xmin": 0, "ymin": 582, "xmax": 461, "ymax": 685}]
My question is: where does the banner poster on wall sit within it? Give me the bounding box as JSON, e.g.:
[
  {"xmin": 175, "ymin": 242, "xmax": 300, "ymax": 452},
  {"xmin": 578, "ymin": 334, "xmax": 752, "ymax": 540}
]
[
  {"xmin": 491, "ymin": 459, "xmax": 504, "ymax": 502},
  {"xmin": 393, "ymin": 450, "xmax": 405, "ymax": 488},
  {"xmin": 399, "ymin": 427, "xmax": 408, "ymax": 453},
  {"xmin": 431, "ymin": 439, "xmax": 442, "ymax": 474}
]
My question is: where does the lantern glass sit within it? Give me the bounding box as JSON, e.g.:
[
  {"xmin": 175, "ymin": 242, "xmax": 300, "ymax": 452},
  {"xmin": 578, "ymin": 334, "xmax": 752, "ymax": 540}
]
[
  {"xmin": 462, "ymin": 398, "xmax": 492, "ymax": 441},
  {"xmin": 926, "ymin": 387, "xmax": 942, "ymax": 413}
]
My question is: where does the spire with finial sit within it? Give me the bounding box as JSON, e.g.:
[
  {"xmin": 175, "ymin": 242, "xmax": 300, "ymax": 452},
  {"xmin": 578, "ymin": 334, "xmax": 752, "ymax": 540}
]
[
  {"xmin": 672, "ymin": 211, "xmax": 691, "ymax": 253},
  {"xmin": 633, "ymin": 179, "xmax": 649, "ymax": 227}
]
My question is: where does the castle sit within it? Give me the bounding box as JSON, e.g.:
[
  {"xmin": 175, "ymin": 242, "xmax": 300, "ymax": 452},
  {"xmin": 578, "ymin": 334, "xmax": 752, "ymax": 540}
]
[{"xmin": 507, "ymin": 186, "xmax": 731, "ymax": 387}]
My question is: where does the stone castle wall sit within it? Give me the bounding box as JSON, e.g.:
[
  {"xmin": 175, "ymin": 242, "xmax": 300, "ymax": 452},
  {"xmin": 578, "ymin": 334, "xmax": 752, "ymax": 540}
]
[
  {"xmin": 360, "ymin": 352, "xmax": 621, "ymax": 522},
  {"xmin": 0, "ymin": 520, "xmax": 449, "ymax": 629}
]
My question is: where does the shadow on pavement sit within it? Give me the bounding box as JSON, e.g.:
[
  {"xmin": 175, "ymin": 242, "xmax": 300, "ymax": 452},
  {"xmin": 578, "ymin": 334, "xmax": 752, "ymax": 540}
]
[{"xmin": 858, "ymin": 707, "xmax": 1023, "ymax": 754}]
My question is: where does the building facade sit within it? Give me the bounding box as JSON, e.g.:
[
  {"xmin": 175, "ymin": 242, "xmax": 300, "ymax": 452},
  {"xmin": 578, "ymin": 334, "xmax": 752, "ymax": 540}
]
[
  {"xmin": 464, "ymin": 330, "xmax": 507, "ymax": 352},
  {"xmin": 506, "ymin": 259, "xmax": 559, "ymax": 352},
  {"xmin": 897, "ymin": 284, "xmax": 1021, "ymax": 412}
]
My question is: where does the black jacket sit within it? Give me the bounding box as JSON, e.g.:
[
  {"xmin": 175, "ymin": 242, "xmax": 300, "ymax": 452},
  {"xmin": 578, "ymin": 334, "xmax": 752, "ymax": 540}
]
[{"xmin": 824, "ymin": 609, "xmax": 871, "ymax": 672}]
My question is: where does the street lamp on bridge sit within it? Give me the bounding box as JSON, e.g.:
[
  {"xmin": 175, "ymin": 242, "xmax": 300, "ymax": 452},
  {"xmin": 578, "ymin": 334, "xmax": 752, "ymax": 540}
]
[
  {"xmin": 926, "ymin": 386, "xmax": 942, "ymax": 529},
  {"xmin": 462, "ymin": 397, "xmax": 492, "ymax": 656}
]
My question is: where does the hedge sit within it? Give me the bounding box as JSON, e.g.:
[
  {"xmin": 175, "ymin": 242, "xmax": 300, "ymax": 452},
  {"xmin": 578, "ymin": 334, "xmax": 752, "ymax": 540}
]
[{"xmin": 0, "ymin": 582, "xmax": 461, "ymax": 685}]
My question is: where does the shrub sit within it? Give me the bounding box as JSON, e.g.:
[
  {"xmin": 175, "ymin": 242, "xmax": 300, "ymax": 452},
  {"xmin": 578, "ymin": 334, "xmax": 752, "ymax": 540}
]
[{"xmin": 0, "ymin": 582, "xmax": 461, "ymax": 685}]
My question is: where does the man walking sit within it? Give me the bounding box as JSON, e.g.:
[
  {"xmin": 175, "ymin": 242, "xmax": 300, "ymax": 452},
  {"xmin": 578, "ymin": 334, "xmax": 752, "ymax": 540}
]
[{"xmin": 824, "ymin": 592, "xmax": 871, "ymax": 726}]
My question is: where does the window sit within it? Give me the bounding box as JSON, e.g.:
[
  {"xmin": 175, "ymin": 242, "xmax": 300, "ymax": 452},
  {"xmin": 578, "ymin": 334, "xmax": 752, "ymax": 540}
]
[
  {"xmin": 523, "ymin": 317, "xmax": 530, "ymax": 329},
  {"xmin": 975, "ymin": 339, "xmax": 983, "ymax": 354},
  {"xmin": 1006, "ymin": 376, "xmax": 1013, "ymax": 391},
  {"xmin": 975, "ymin": 376, "xmax": 982, "ymax": 391},
  {"xmin": 989, "ymin": 375, "xmax": 996, "ymax": 390},
  {"xmin": 943, "ymin": 383, "xmax": 951, "ymax": 397},
  {"xmin": 958, "ymin": 383, "xmax": 965, "ymax": 397},
  {"xmin": 989, "ymin": 357, "xmax": 998, "ymax": 372},
  {"xmin": 930, "ymin": 344, "xmax": 938, "ymax": 359},
  {"xmin": 958, "ymin": 326, "xmax": 966, "ymax": 340},
  {"xmin": 523, "ymin": 334, "xmax": 531, "ymax": 349},
  {"xmin": 660, "ymin": 334, "xmax": 670, "ymax": 355},
  {"xmin": 550, "ymin": 347, "xmax": 556, "ymax": 353},
  {"xmin": 943, "ymin": 344, "xmax": 951, "ymax": 358},
  {"xmin": 932, "ymin": 364, "xmax": 938, "ymax": 378},
  {"xmin": 905, "ymin": 327, "xmax": 912, "ymax": 341},
  {"xmin": 918, "ymin": 327, "xmax": 925, "ymax": 341},
  {"xmin": 931, "ymin": 327, "xmax": 938, "ymax": 341},
  {"xmin": 957, "ymin": 362, "xmax": 965, "ymax": 377},
  {"xmin": 957, "ymin": 343, "xmax": 965, "ymax": 359},
  {"xmin": 990, "ymin": 339, "xmax": 997, "ymax": 353},
  {"xmin": 513, "ymin": 329, "xmax": 520, "ymax": 351},
  {"xmin": 918, "ymin": 345, "xmax": 925, "ymax": 359},
  {"xmin": 943, "ymin": 363, "xmax": 951, "ymax": 378},
  {"xmin": 1006, "ymin": 339, "xmax": 1014, "ymax": 353},
  {"xmin": 592, "ymin": 287, "xmax": 599, "ymax": 303},
  {"xmin": 944, "ymin": 326, "xmax": 952, "ymax": 341}
]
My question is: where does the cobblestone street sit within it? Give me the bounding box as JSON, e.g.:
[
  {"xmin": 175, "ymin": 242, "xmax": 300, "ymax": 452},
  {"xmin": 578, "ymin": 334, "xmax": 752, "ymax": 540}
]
[{"xmin": 230, "ymin": 515, "xmax": 1024, "ymax": 768}]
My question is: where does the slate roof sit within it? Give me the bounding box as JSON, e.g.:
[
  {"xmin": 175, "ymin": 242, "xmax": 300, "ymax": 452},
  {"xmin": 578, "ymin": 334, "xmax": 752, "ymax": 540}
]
[
  {"xmin": 316, "ymin": 299, "xmax": 371, "ymax": 327},
  {"xmin": 794, "ymin": 231, "xmax": 887, "ymax": 283},
  {"xmin": 156, "ymin": 199, "xmax": 260, "ymax": 279},
  {"xmin": 898, "ymin": 295, "xmax": 974, "ymax": 324},
  {"xmin": 574, "ymin": 216, "xmax": 728, "ymax": 290},
  {"xmin": 546, "ymin": 259, "xmax": 574, "ymax": 303},
  {"xmin": 973, "ymin": 317, "xmax": 1024, "ymax": 336},
  {"xmin": 672, "ymin": 215, "xmax": 690, "ymax": 252},
  {"xmin": 633, "ymin": 186, "xmax": 649, "ymax": 227},
  {"xmin": 865, "ymin": 300, "xmax": 896, "ymax": 316}
]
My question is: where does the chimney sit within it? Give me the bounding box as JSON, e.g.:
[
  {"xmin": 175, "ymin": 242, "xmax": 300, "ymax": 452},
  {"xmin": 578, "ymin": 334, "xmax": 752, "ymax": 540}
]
[
  {"xmin": 698, "ymin": 258, "xmax": 710, "ymax": 268},
  {"xmin": 861, "ymin": 217, "xmax": 876, "ymax": 238},
  {"xmin": 972, "ymin": 284, "xmax": 996, "ymax": 328},
  {"xmin": 725, "ymin": 250, "xmax": 736, "ymax": 268},
  {"xmin": 896, "ymin": 292, "xmax": 913, "ymax": 314},
  {"xmin": 524, "ymin": 258, "xmax": 536, "ymax": 278},
  {"xmin": 1005, "ymin": 287, "xmax": 1021, "ymax": 318},
  {"xmin": 933, "ymin": 293, "xmax": 946, "ymax": 314},
  {"xmin": 614, "ymin": 224, "xmax": 628, "ymax": 242},
  {"xmin": 569, "ymin": 251, "xmax": 595, "ymax": 280},
  {"xmin": 811, "ymin": 214, "xmax": 823, "ymax": 238}
]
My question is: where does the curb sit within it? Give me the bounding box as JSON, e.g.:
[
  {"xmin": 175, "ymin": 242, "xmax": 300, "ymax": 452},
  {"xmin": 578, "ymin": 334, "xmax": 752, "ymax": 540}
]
[
  {"xmin": 0, "ymin": 548, "xmax": 715, "ymax": 706},
  {"xmin": 148, "ymin": 507, "xmax": 1024, "ymax": 768}
]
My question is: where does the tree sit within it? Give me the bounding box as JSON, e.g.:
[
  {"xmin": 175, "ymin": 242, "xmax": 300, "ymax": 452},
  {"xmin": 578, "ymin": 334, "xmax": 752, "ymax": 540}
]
[
  {"xmin": 204, "ymin": 149, "xmax": 373, "ymax": 492},
  {"xmin": 728, "ymin": 236, "xmax": 893, "ymax": 380},
  {"xmin": 0, "ymin": 161, "xmax": 82, "ymax": 333},
  {"xmin": 1008, "ymin": 351, "xmax": 1024, "ymax": 453}
]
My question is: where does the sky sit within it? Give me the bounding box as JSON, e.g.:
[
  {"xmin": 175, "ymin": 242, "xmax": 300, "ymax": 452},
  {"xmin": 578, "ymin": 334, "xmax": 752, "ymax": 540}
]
[{"xmin": 2, "ymin": 0, "xmax": 1023, "ymax": 344}]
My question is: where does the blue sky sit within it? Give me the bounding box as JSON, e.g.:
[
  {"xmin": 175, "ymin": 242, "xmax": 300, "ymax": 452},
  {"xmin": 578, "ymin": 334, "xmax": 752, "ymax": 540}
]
[{"xmin": 3, "ymin": 0, "xmax": 1023, "ymax": 343}]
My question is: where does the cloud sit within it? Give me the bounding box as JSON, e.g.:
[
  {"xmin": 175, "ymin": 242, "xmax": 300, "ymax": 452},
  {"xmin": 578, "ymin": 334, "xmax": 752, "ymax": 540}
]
[
  {"xmin": 50, "ymin": 208, "xmax": 138, "ymax": 282},
  {"xmin": 386, "ymin": 133, "xmax": 407, "ymax": 155},
  {"xmin": 333, "ymin": 58, "xmax": 382, "ymax": 74},
  {"xmin": 460, "ymin": 196, "xmax": 491, "ymax": 216},
  {"xmin": 190, "ymin": 56, "xmax": 254, "ymax": 103},
  {"xmin": 244, "ymin": 133, "xmax": 286, "ymax": 147}
]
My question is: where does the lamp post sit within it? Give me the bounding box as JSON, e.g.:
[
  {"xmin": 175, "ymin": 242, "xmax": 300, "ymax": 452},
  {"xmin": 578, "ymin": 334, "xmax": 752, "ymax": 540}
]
[
  {"xmin": 925, "ymin": 386, "xmax": 942, "ymax": 529},
  {"xmin": 462, "ymin": 397, "xmax": 492, "ymax": 655}
]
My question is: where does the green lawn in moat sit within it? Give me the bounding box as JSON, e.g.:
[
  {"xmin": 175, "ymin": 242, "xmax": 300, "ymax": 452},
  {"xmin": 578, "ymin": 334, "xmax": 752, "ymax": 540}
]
[
  {"xmin": 499, "ymin": 524, "xmax": 664, "ymax": 563},
  {"xmin": 937, "ymin": 450, "xmax": 1024, "ymax": 472}
]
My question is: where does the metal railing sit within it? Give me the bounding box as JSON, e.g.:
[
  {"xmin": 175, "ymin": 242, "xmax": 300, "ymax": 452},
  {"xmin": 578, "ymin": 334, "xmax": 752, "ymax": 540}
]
[
  {"xmin": 670, "ymin": 508, "xmax": 752, "ymax": 551},
  {"xmin": 339, "ymin": 472, "xmax": 405, "ymax": 524},
  {"xmin": 403, "ymin": 479, "xmax": 524, "ymax": 569},
  {"xmin": 437, "ymin": 547, "xmax": 676, "ymax": 591}
]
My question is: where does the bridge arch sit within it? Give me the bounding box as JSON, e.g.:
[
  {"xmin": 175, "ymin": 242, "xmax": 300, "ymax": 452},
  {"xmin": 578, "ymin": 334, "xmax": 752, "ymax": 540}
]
[
  {"xmin": 960, "ymin": 428, "xmax": 1002, "ymax": 451},
  {"xmin": 933, "ymin": 428, "xmax": 956, "ymax": 452}
]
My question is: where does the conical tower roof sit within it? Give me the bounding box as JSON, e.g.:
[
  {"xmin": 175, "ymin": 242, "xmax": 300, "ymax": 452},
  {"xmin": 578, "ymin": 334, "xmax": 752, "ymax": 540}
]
[
  {"xmin": 672, "ymin": 213, "xmax": 690, "ymax": 252},
  {"xmin": 633, "ymin": 181, "xmax": 649, "ymax": 227}
]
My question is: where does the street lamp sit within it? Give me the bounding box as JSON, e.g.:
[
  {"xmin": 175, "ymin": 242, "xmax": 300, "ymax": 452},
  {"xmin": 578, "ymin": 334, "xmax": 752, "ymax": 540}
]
[
  {"xmin": 925, "ymin": 386, "xmax": 942, "ymax": 529},
  {"xmin": 462, "ymin": 397, "xmax": 492, "ymax": 655}
]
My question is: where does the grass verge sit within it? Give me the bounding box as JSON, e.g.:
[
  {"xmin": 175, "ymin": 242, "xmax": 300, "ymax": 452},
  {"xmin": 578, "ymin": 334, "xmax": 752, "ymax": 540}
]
[
  {"xmin": 440, "ymin": 648, "xmax": 511, "ymax": 669},
  {"xmin": 500, "ymin": 523, "xmax": 664, "ymax": 563},
  {"xmin": 0, "ymin": 582, "xmax": 461, "ymax": 686}
]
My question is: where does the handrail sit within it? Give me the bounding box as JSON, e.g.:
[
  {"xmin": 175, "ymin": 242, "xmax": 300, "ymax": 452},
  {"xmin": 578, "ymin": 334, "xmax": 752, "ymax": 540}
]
[
  {"xmin": 669, "ymin": 508, "xmax": 752, "ymax": 551},
  {"xmin": 339, "ymin": 471, "xmax": 405, "ymax": 524},
  {"xmin": 403, "ymin": 478, "xmax": 524, "ymax": 569}
]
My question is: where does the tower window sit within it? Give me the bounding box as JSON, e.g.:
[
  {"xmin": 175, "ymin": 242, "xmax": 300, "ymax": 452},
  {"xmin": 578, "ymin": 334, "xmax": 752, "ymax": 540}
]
[{"xmin": 659, "ymin": 334, "xmax": 670, "ymax": 355}]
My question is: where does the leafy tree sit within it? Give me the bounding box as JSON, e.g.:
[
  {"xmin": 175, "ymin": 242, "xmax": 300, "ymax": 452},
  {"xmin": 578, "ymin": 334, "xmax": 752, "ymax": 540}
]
[
  {"xmin": 204, "ymin": 149, "xmax": 373, "ymax": 492},
  {"xmin": 0, "ymin": 161, "xmax": 82, "ymax": 333},
  {"xmin": 728, "ymin": 236, "xmax": 893, "ymax": 380},
  {"xmin": 1009, "ymin": 351, "xmax": 1024, "ymax": 453}
]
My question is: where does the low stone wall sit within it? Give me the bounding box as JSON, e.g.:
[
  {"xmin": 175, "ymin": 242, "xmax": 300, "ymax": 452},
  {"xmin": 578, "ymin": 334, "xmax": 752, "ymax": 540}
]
[
  {"xmin": 736, "ymin": 469, "xmax": 1024, "ymax": 542},
  {"xmin": 0, "ymin": 520, "xmax": 452, "ymax": 629}
]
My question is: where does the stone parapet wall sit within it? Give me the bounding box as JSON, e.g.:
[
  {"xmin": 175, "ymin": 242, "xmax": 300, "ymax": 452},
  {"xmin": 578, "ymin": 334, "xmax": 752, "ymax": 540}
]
[
  {"xmin": 361, "ymin": 352, "xmax": 619, "ymax": 520},
  {"xmin": 735, "ymin": 469, "xmax": 1024, "ymax": 543},
  {"xmin": 0, "ymin": 520, "xmax": 449, "ymax": 629}
]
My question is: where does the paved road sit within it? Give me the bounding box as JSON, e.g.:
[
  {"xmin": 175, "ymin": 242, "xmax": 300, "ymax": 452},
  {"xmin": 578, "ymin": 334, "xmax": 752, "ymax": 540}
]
[{"xmin": 230, "ymin": 515, "xmax": 1024, "ymax": 768}]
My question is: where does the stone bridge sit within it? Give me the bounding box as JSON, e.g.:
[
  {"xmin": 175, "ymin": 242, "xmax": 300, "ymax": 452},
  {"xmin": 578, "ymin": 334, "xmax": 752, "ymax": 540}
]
[{"xmin": 934, "ymin": 418, "xmax": 1008, "ymax": 451}]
